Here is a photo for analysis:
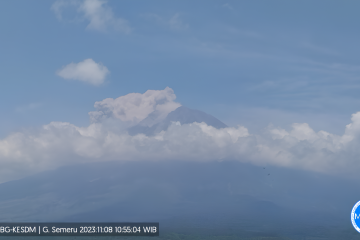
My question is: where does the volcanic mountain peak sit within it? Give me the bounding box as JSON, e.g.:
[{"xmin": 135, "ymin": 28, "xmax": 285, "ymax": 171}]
[{"xmin": 128, "ymin": 106, "xmax": 227, "ymax": 136}]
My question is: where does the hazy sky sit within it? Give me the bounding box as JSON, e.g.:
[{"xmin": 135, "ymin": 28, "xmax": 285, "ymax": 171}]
[{"xmin": 1, "ymin": 0, "xmax": 360, "ymax": 182}]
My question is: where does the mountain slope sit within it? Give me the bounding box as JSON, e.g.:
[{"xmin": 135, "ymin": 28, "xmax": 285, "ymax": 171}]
[
  {"xmin": 0, "ymin": 160, "xmax": 354, "ymax": 229},
  {"xmin": 128, "ymin": 106, "xmax": 227, "ymax": 136}
]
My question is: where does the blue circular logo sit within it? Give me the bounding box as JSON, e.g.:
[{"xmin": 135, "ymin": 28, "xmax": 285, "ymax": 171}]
[{"xmin": 351, "ymin": 201, "xmax": 360, "ymax": 232}]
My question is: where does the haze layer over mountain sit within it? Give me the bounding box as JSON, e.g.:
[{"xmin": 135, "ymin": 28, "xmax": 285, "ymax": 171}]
[{"xmin": 0, "ymin": 160, "xmax": 355, "ymax": 238}]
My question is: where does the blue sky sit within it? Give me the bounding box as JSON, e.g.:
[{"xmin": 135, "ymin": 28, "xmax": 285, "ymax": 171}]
[
  {"xmin": 2, "ymin": 0, "xmax": 360, "ymax": 135},
  {"xmin": 1, "ymin": 0, "xmax": 360, "ymax": 182}
]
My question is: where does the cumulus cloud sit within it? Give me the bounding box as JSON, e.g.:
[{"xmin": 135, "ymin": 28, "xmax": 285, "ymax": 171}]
[
  {"xmin": 51, "ymin": 0, "xmax": 131, "ymax": 33},
  {"xmin": 2, "ymin": 88, "xmax": 360, "ymax": 183},
  {"xmin": 89, "ymin": 87, "xmax": 181, "ymax": 124},
  {"xmin": 79, "ymin": 0, "xmax": 130, "ymax": 32},
  {"xmin": 56, "ymin": 58, "xmax": 109, "ymax": 86}
]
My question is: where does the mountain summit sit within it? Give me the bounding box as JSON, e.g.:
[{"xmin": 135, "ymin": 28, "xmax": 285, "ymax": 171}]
[{"xmin": 128, "ymin": 106, "xmax": 228, "ymax": 136}]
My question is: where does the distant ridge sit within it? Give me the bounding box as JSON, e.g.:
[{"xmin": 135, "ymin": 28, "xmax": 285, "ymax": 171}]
[
  {"xmin": 0, "ymin": 160, "xmax": 351, "ymax": 233},
  {"xmin": 128, "ymin": 106, "xmax": 228, "ymax": 136}
]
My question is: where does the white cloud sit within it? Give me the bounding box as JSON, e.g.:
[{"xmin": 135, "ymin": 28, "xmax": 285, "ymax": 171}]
[
  {"xmin": 2, "ymin": 88, "xmax": 360, "ymax": 183},
  {"xmin": 51, "ymin": 0, "xmax": 72, "ymax": 21},
  {"xmin": 51, "ymin": 0, "xmax": 131, "ymax": 33},
  {"xmin": 56, "ymin": 58, "xmax": 109, "ymax": 86},
  {"xmin": 89, "ymin": 87, "xmax": 181, "ymax": 124},
  {"xmin": 79, "ymin": 0, "xmax": 130, "ymax": 33}
]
